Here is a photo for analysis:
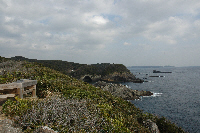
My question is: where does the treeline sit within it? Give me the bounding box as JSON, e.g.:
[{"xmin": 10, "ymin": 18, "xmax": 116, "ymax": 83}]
[{"xmin": 0, "ymin": 56, "xmax": 10, "ymax": 63}]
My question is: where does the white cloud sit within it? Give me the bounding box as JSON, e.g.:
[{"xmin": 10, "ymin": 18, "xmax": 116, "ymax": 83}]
[
  {"xmin": 0, "ymin": 37, "xmax": 16, "ymax": 45},
  {"xmin": 90, "ymin": 15, "xmax": 109, "ymax": 25},
  {"xmin": 194, "ymin": 20, "xmax": 200, "ymax": 31},
  {"xmin": 44, "ymin": 32, "xmax": 52, "ymax": 37},
  {"xmin": 138, "ymin": 43, "xmax": 153, "ymax": 51},
  {"xmin": 123, "ymin": 42, "xmax": 131, "ymax": 46},
  {"xmin": 5, "ymin": 25, "xmax": 20, "ymax": 34},
  {"xmin": 143, "ymin": 16, "xmax": 191, "ymax": 45},
  {"xmin": 4, "ymin": 16, "xmax": 14, "ymax": 22}
]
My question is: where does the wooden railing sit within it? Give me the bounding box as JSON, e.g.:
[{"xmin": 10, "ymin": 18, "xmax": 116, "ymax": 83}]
[{"xmin": 0, "ymin": 79, "xmax": 37, "ymax": 99}]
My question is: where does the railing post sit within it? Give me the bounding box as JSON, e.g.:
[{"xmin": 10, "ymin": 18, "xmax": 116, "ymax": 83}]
[
  {"xmin": 32, "ymin": 85, "xmax": 36, "ymax": 98},
  {"xmin": 17, "ymin": 88, "xmax": 20, "ymax": 98},
  {"xmin": 18, "ymin": 88, "xmax": 24, "ymax": 99}
]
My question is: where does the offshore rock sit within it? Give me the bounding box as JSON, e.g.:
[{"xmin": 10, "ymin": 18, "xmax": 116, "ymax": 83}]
[
  {"xmin": 132, "ymin": 78, "xmax": 144, "ymax": 83},
  {"xmin": 94, "ymin": 81, "xmax": 153, "ymax": 100}
]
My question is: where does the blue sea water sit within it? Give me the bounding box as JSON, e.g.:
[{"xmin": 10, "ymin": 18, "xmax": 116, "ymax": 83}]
[{"xmin": 124, "ymin": 67, "xmax": 200, "ymax": 133}]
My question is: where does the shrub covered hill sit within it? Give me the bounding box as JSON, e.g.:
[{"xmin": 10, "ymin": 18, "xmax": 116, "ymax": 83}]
[
  {"xmin": 10, "ymin": 56, "xmax": 143, "ymax": 83},
  {"xmin": 0, "ymin": 56, "xmax": 185, "ymax": 133}
]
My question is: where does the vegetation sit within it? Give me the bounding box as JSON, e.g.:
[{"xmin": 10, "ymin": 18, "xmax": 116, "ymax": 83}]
[
  {"xmin": 0, "ymin": 58, "xmax": 185, "ymax": 132},
  {"xmin": 10, "ymin": 56, "xmax": 130, "ymax": 78}
]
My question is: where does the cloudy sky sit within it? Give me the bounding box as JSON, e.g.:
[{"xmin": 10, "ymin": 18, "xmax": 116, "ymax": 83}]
[{"xmin": 1, "ymin": 0, "xmax": 200, "ymax": 66}]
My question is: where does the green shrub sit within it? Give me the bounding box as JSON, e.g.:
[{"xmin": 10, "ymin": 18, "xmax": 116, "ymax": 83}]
[
  {"xmin": 156, "ymin": 116, "xmax": 185, "ymax": 133},
  {"xmin": 2, "ymin": 97, "xmax": 34, "ymax": 117},
  {"xmin": 3, "ymin": 95, "xmax": 113, "ymax": 132}
]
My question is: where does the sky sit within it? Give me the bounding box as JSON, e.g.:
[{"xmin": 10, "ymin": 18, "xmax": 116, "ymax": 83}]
[{"xmin": 0, "ymin": 0, "xmax": 200, "ymax": 67}]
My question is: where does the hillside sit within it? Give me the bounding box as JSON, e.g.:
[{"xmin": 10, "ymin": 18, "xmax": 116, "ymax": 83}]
[
  {"xmin": 0, "ymin": 57, "xmax": 185, "ymax": 132},
  {"xmin": 10, "ymin": 56, "xmax": 131, "ymax": 80}
]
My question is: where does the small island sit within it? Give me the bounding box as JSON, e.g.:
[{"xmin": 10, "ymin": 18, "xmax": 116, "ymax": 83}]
[{"xmin": 153, "ymin": 70, "xmax": 172, "ymax": 73}]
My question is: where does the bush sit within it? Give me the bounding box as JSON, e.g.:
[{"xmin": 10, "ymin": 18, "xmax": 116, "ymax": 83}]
[
  {"xmin": 3, "ymin": 95, "xmax": 112, "ymax": 132},
  {"xmin": 2, "ymin": 97, "xmax": 33, "ymax": 117},
  {"xmin": 156, "ymin": 116, "xmax": 185, "ymax": 133}
]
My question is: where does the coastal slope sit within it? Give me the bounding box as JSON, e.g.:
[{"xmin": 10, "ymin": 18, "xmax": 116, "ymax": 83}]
[
  {"xmin": 0, "ymin": 56, "xmax": 185, "ymax": 133},
  {"xmin": 10, "ymin": 56, "xmax": 142, "ymax": 83}
]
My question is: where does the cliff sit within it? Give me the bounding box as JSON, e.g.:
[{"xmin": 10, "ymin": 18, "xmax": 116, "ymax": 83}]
[
  {"xmin": 10, "ymin": 56, "xmax": 143, "ymax": 83},
  {"xmin": 10, "ymin": 56, "xmax": 131, "ymax": 77},
  {"xmin": 100, "ymin": 72, "xmax": 144, "ymax": 83}
]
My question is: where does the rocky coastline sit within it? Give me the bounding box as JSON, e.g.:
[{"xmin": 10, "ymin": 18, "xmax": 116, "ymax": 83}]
[
  {"xmin": 94, "ymin": 81, "xmax": 153, "ymax": 100},
  {"xmin": 101, "ymin": 72, "xmax": 144, "ymax": 83},
  {"xmin": 81, "ymin": 72, "xmax": 144, "ymax": 83},
  {"xmin": 0, "ymin": 57, "xmax": 186, "ymax": 133}
]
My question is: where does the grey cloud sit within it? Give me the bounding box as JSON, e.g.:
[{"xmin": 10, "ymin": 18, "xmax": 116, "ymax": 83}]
[{"xmin": 1, "ymin": 0, "xmax": 200, "ymax": 66}]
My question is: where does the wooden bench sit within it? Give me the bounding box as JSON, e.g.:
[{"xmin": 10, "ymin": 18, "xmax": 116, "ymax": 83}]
[
  {"xmin": 0, "ymin": 79, "xmax": 37, "ymax": 99},
  {"xmin": 0, "ymin": 94, "xmax": 16, "ymax": 99}
]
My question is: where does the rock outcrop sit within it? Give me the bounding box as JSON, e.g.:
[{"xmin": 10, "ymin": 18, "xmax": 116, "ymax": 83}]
[
  {"xmin": 0, "ymin": 119, "xmax": 23, "ymax": 133},
  {"xmin": 94, "ymin": 81, "xmax": 153, "ymax": 100},
  {"xmin": 101, "ymin": 72, "xmax": 144, "ymax": 83},
  {"xmin": 80, "ymin": 72, "xmax": 143, "ymax": 83},
  {"xmin": 33, "ymin": 126, "xmax": 58, "ymax": 133},
  {"xmin": 80, "ymin": 75, "xmax": 101, "ymax": 82},
  {"xmin": 143, "ymin": 119, "xmax": 160, "ymax": 133}
]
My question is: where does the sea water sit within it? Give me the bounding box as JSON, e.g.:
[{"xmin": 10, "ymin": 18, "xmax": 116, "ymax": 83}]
[{"xmin": 123, "ymin": 67, "xmax": 200, "ymax": 133}]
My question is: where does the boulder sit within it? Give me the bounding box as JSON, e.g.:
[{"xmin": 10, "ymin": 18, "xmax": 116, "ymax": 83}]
[
  {"xmin": 80, "ymin": 75, "xmax": 101, "ymax": 82},
  {"xmin": 33, "ymin": 126, "xmax": 58, "ymax": 133},
  {"xmin": 143, "ymin": 119, "xmax": 160, "ymax": 133},
  {"xmin": 0, "ymin": 119, "xmax": 23, "ymax": 133},
  {"xmin": 83, "ymin": 76, "xmax": 92, "ymax": 82},
  {"xmin": 133, "ymin": 90, "xmax": 153, "ymax": 96}
]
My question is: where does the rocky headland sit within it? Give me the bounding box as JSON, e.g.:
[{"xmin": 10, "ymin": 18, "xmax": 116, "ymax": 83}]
[
  {"xmin": 80, "ymin": 72, "xmax": 144, "ymax": 83},
  {"xmin": 100, "ymin": 72, "xmax": 144, "ymax": 83},
  {"xmin": 10, "ymin": 56, "xmax": 144, "ymax": 83},
  {"xmin": 94, "ymin": 81, "xmax": 153, "ymax": 100}
]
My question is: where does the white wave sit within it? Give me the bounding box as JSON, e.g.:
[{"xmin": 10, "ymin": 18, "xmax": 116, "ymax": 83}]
[
  {"xmin": 152, "ymin": 92, "xmax": 163, "ymax": 97},
  {"xmin": 147, "ymin": 81, "xmax": 154, "ymax": 82},
  {"xmin": 125, "ymin": 85, "xmax": 131, "ymax": 88},
  {"xmin": 142, "ymin": 92, "xmax": 163, "ymax": 98}
]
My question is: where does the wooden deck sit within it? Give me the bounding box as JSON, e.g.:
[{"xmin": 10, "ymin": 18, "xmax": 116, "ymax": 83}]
[{"xmin": 0, "ymin": 79, "xmax": 37, "ymax": 99}]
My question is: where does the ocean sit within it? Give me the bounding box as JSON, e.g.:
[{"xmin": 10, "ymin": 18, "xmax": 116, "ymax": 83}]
[{"xmin": 124, "ymin": 67, "xmax": 200, "ymax": 133}]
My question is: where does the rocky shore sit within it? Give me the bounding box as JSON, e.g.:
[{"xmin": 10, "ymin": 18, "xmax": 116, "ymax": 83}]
[
  {"xmin": 94, "ymin": 81, "xmax": 153, "ymax": 100},
  {"xmin": 101, "ymin": 72, "xmax": 144, "ymax": 83},
  {"xmin": 81, "ymin": 72, "xmax": 144, "ymax": 83}
]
